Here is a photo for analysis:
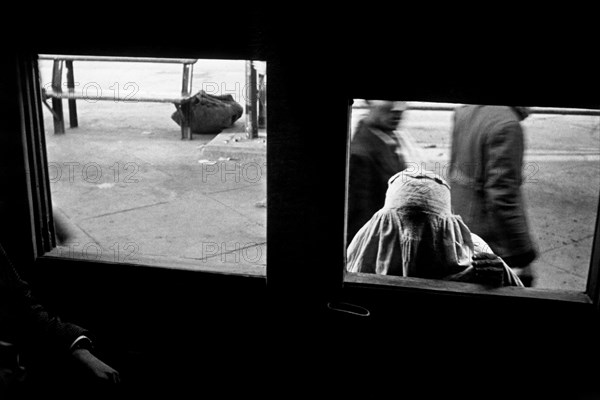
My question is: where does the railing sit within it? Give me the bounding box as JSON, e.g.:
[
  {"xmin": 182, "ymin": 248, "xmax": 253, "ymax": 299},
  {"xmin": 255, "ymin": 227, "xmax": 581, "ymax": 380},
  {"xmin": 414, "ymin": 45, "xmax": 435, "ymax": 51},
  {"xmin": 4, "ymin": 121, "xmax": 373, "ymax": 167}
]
[
  {"xmin": 352, "ymin": 102, "xmax": 600, "ymax": 116},
  {"xmin": 38, "ymin": 54, "xmax": 197, "ymax": 139}
]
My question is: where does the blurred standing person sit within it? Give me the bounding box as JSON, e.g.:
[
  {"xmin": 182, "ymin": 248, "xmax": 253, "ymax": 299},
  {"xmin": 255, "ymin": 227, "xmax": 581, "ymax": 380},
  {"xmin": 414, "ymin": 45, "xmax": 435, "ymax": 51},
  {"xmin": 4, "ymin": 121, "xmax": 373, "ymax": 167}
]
[
  {"xmin": 347, "ymin": 100, "xmax": 423, "ymax": 244},
  {"xmin": 447, "ymin": 105, "xmax": 537, "ymax": 286}
]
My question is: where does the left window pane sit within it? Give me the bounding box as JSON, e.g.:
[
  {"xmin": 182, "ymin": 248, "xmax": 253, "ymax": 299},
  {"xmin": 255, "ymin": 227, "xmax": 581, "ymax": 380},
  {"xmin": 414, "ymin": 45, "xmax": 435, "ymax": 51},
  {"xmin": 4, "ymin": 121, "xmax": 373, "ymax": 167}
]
[{"xmin": 38, "ymin": 55, "xmax": 267, "ymax": 274}]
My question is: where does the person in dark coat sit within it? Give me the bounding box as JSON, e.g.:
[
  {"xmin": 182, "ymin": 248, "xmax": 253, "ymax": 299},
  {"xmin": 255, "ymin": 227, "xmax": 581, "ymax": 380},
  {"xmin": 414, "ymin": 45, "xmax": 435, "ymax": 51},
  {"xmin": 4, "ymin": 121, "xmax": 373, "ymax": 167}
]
[
  {"xmin": 447, "ymin": 105, "xmax": 538, "ymax": 286},
  {"xmin": 347, "ymin": 100, "xmax": 408, "ymax": 244},
  {"xmin": 0, "ymin": 236, "xmax": 120, "ymax": 397}
]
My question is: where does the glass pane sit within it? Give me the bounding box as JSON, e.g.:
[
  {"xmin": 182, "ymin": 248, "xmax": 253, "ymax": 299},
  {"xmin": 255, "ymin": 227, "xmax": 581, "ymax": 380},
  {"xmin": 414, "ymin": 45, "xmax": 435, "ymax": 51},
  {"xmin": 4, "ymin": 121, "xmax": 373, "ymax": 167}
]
[
  {"xmin": 346, "ymin": 100, "xmax": 599, "ymax": 291},
  {"xmin": 39, "ymin": 56, "xmax": 267, "ymax": 274}
]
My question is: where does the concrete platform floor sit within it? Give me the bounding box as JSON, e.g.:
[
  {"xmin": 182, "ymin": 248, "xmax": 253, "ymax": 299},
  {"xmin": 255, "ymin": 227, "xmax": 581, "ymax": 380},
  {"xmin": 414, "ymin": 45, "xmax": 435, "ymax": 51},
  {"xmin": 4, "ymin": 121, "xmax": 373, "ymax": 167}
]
[{"xmin": 44, "ymin": 104, "xmax": 267, "ymax": 275}]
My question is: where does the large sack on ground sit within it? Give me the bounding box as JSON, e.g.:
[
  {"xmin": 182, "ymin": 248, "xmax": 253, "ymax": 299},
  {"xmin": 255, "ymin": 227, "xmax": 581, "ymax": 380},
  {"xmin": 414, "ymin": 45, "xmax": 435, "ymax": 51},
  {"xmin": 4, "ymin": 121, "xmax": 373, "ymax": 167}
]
[{"xmin": 172, "ymin": 90, "xmax": 244, "ymax": 134}]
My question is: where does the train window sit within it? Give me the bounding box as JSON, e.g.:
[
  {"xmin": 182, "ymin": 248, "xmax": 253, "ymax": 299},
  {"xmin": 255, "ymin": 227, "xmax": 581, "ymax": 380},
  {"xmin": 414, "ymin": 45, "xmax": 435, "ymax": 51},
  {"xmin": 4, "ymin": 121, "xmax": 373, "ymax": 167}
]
[
  {"xmin": 37, "ymin": 55, "xmax": 267, "ymax": 274},
  {"xmin": 13, "ymin": 51, "xmax": 599, "ymax": 307},
  {"xmin": 345, "ymin": 100, "xmax": 600, "ymax": 294}
]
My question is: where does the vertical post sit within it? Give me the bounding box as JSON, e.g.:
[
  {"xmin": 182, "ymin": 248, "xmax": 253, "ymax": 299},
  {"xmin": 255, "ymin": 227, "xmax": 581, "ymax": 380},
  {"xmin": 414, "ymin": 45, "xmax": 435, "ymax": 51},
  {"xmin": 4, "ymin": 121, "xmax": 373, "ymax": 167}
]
[
  {"xmin": 51, "ymin": 60, "xmax": 65, "ymax": 134},
  {"xmin": 180, "ymin": 102, "xmax": 192, "ymax": 141},
  {"xmin": 181, "ymin": 62, "xmax": 194, "ymax": 140},
  {"xmin": 65, "ymin": 60, "xmax": 78, "ymax": 128},
  {"xmin": 258, "ymin": 72, "xmax": 266, "ymax": 129},
  {"xmin": 245, "ymin": 60, "xmax": 258, "ymax": 139},
  {"xmin": 182, "ymin": 62, "xmax": 193, "ymax": 97}
]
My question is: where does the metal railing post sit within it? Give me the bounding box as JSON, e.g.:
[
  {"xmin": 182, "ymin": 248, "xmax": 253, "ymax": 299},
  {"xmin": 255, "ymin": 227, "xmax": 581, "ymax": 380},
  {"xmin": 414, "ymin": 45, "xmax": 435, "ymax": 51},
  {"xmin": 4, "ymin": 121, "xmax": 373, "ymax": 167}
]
[
  {"xmin": 65, "ymin": 60, "xmax": 78, "ymax": 128},
  {"xmin": 51, "ymin": 60, "xmax": 65, "ymax": 134},
  {"xmin": 181, "ymin": 62, "xmax": 194, "ymax": 140},
  {"xmin": 246, "ymin": 60, "xmax": 258, "ymax": 139}
]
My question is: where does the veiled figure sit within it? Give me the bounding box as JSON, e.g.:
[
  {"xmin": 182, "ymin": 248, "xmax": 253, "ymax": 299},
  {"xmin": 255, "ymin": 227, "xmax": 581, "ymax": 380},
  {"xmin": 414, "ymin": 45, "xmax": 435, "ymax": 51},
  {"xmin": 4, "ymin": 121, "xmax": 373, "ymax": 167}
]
[{"xmin": 347, "ymin": 171, "xmax": 523, "ymax": 287}]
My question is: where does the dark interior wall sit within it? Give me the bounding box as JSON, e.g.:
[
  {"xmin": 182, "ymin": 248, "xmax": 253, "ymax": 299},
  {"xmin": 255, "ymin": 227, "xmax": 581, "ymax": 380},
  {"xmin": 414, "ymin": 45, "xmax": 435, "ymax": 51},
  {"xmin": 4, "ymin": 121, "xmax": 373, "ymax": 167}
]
[
  {"xmin": 0, "ymin": 54, "xmax": 37, "ymax": 268},
  {"xmin": 27, "ymin": 259, "xmax": 600, "ymax": 397},
  {"xmin": 2, "ymin": 8, "xmax": 600, "ymax": 397}
]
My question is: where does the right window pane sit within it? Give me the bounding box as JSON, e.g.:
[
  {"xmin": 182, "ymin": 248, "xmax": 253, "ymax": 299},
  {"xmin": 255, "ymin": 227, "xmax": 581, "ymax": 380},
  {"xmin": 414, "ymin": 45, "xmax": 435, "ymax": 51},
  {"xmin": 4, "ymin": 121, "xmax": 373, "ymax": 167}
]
[{"xmin": 346, "ymin": 100, "xmax": 600, "ymax": 291}]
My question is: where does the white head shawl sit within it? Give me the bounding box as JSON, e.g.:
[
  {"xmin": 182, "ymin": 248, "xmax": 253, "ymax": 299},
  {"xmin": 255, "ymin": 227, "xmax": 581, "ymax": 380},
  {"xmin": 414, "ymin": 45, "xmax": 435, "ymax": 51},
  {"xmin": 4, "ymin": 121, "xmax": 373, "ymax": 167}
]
[{"xmin": 346, "ymin": 171, "xmax": 474, "ymax": 279}]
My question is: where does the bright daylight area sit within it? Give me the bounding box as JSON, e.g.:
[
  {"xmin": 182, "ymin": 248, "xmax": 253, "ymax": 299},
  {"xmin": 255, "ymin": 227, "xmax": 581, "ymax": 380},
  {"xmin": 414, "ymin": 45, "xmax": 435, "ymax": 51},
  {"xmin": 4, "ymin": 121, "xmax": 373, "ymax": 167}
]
[
  {"xmin": 38, "ymin": 56, "xmax": 267, "ymax": 274},
  {"xmin": 348, "ymin": 101, "xmax": 600, "ymax": 291}
]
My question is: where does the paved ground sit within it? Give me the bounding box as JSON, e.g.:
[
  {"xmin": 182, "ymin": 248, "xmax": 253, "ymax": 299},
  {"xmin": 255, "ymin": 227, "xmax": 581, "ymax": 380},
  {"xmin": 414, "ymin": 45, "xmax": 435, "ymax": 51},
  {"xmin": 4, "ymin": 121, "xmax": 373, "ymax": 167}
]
[{"xmin": 38, "ymin": 58, "xmax": 600, "ymax": 291}]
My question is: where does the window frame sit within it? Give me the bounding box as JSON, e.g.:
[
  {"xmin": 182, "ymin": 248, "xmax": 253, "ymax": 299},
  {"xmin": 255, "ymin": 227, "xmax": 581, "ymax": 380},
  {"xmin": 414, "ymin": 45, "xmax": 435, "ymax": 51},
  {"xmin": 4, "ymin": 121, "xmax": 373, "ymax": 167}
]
[
  {"xmin": 24, "ymin": 51, "xmax": 268, "ymax": 278},
  {"xmin": 12, "ymin": 50, "xmax": 600, "ymax": 311},
  {"xmin": 342, "ymin": 100, "xmax": 600, "ymax": 306}
]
